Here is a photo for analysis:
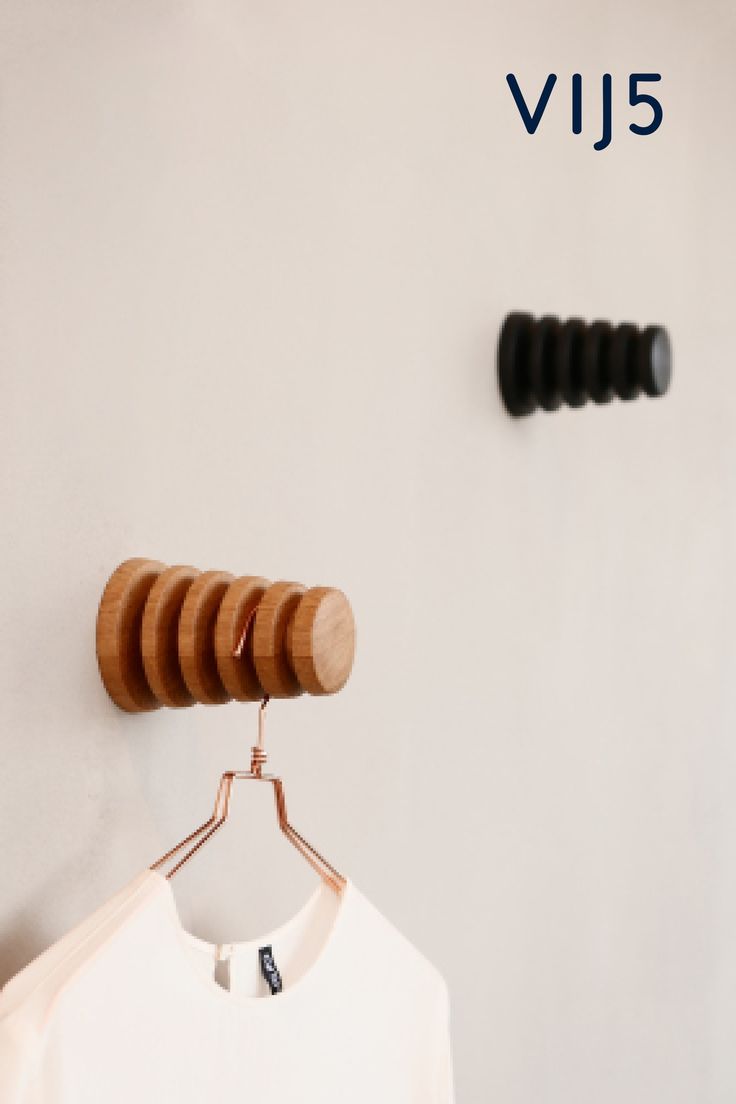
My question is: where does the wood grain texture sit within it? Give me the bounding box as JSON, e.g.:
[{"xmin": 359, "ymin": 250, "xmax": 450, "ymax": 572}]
[
  {"xmin": 252, "ymin": 581, "xmax": 306, "ymax": 698},
  {"xmin": 290, "ymin": 586, "xmax": 356, "ymax": 695},
  {"xmin": 214, "ymin": 576, "xmax": 270, "ymax": 701},
  {"xmin": 98, "ymin": 558, "xmax": 356, "ymax": 709},
  {"xmin": 141, "ymin": 565, "xmax": 200, "ymax": 707},
  {"xmin": 96, "ymin": 557, "xmax": 165, "ymax": 712},
  {"xmin": 178, "ymin": 571, "xmax": 234, "ymax": 704}
]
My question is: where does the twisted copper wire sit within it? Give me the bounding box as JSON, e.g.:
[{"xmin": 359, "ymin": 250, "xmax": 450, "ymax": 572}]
[{"xmin": 250, "ymin": 693, "xmax": 270, "ymax": 775}]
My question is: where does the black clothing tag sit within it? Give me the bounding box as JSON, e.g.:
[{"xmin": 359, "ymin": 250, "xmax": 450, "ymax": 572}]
[{"xmin": 258, "ymin": 944, "xmax": 283, "ymax": 995}]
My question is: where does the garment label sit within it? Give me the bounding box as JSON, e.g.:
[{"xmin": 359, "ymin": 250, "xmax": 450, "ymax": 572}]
[
  {"xmin": 214, "ymin": 944, "xmax": 233, "ymax": 992},
  {"xmin": 258, "ymin": 944, "xmax": 283, "ymax": 995}
]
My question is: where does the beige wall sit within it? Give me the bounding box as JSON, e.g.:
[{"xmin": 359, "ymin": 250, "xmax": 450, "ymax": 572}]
[{"xmin": 2, "ymin": 1, "xmax": 735, "ymax": 1100}]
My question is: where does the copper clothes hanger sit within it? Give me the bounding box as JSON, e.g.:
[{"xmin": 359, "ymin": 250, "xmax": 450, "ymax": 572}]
[{"xmin": 150, "ymin": 695, "xmax": 346, "ymax": 893}]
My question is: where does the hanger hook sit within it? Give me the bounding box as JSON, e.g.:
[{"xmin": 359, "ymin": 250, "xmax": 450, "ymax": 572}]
[{"xmin": 251, "ymin": 695, "xmax": 270, "ymax": 776}]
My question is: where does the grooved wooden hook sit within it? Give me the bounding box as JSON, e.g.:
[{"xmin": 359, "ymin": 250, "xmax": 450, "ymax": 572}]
[{"xmin": 96, "ymin": 557, "xmax": 356, "ymax": 713}]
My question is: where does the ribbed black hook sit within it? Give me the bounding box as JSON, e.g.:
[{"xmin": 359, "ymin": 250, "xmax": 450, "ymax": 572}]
[{"xmin": 498, "ymin": 311, "xmax": 672, "ymax": 417}]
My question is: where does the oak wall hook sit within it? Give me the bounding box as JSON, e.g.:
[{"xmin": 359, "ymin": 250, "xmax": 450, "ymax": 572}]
[
  {"xmin": 96, "ymin": 558, "xmax": 356, "ymax": 713},
  {"xmin": 498, "ymin": 311, "xmax": 672, "ymax": 416}
]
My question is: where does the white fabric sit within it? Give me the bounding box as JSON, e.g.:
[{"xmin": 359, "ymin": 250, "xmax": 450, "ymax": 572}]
[{"xmin": 0, "ymin": 870, "xmax": 454, "ymax": 1102}]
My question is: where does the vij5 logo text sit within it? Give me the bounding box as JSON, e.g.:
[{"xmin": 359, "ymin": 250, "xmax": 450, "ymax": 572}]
[{"xmin": 505, "ymin": 73, "xmax": 663, "ymax": 151}]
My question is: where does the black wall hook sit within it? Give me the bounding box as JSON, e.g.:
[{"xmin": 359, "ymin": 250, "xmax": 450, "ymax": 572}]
[{"xmin": 498, "ymin": 312, "xmax": 672, "ymax": 417}]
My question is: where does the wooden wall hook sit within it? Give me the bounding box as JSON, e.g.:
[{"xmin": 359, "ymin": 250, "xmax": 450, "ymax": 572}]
[{"xmin": 96, "ymin": 557, "xmax": 356, "ymax": 713}]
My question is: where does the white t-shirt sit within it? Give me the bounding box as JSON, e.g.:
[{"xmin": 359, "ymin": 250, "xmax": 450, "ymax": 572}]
[{"xmin": 0, "ymin": 869, "xmax": 455, "ymax": 1102}]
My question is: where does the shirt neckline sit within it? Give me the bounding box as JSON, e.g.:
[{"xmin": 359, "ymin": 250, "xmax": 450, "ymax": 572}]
[{"xmin": 146, "ymin": 867, "xmax": 352, "ymax": 1012}]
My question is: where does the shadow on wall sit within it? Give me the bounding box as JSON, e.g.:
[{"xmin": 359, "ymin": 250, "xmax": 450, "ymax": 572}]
[{"xmin": 0, "ymin": 856, "xmax": 90, "ymax": 988}]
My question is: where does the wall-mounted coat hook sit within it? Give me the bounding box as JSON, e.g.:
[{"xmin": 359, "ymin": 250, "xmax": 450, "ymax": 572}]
[
  {"xmin": 96, "ymin": 558, "xmax": 356, "ymax": 713},
  {"xmin": 498, "ymin": 311, "xmax": 672, "ymax": 417}
]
